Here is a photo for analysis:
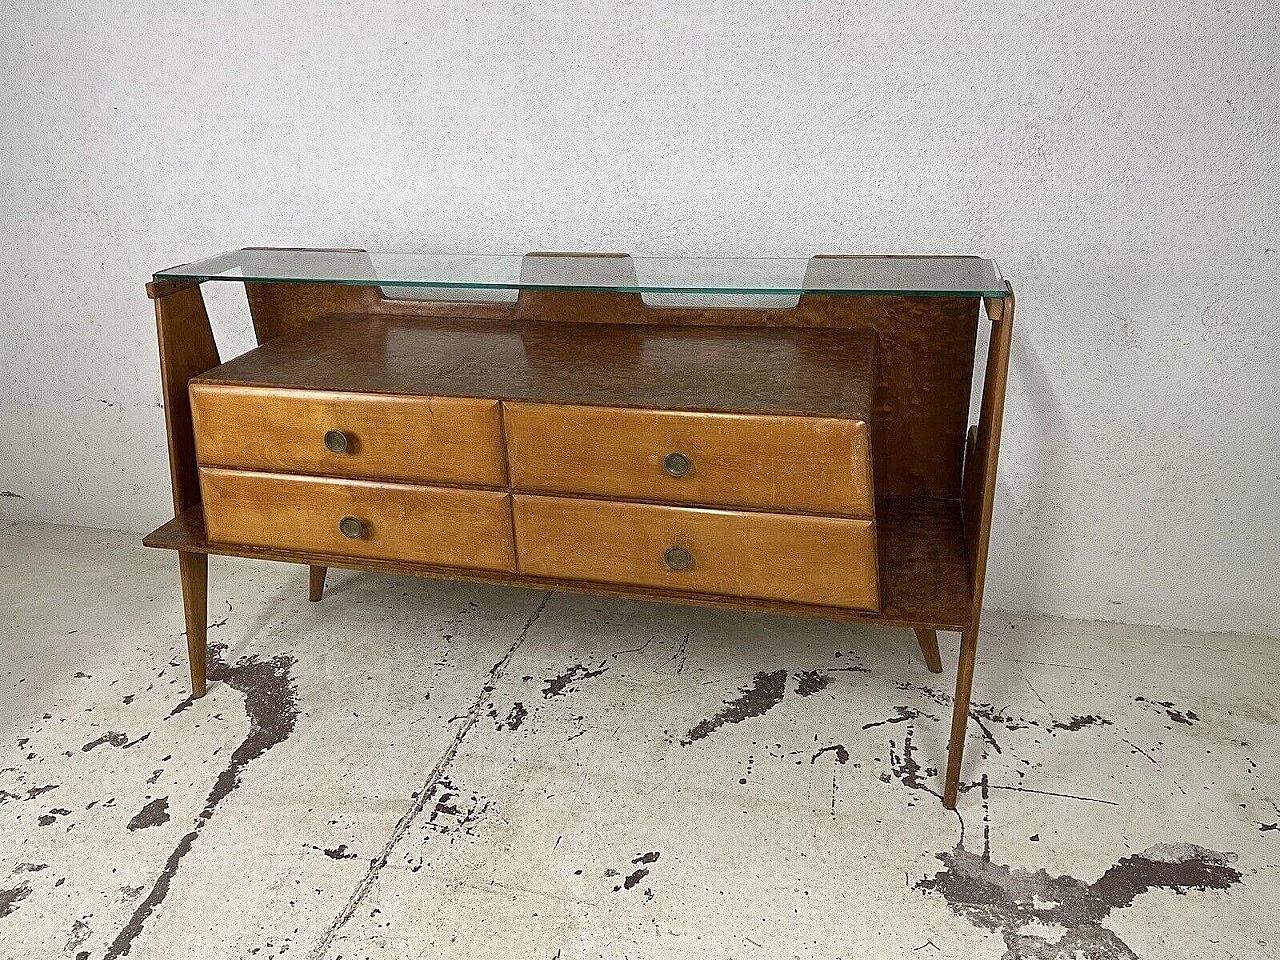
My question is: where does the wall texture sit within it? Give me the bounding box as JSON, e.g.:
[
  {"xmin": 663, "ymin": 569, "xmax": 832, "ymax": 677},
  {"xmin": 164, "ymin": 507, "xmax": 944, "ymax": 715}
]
[{"xmin": 1, "ymin": 2, "xmax": 1276, "ymax": 634}]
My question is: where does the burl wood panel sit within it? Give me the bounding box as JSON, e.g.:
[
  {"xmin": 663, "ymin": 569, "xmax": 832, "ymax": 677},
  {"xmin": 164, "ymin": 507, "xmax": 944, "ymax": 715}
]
[
  {"xmin": 505, "ymin": 403, "xmax": 874, "ymax": 517},
  {"xmin": 199, "ymin": 468, "xmax": 515, "ymax": 571},
  {"xmin": 189, "ymin": 385, "xmax": 506, "ymax": 487},
  {"xmin": 195, "ymin": 314, "xmax": 878, "ymax": 421},
  {"xmin": 239, "ymin": 247, "xmax": 383, "ymax": 344},
  {"xmin": 875, "ymin": 496, "xmax": 971, "ymax": 628},
  {"xmin": 513, "ymin": 494, "xmax": 881, "ymax": 611},
  {"xmin": 246, "ymin": 282, "xmax": 381, "ymax": 345}
]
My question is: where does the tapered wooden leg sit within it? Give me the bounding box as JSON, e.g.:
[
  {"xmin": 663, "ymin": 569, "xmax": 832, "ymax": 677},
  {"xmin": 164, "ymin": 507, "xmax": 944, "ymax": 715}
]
[
  {"xmin": 943, "ymin": 630, "xmax": 978, "ymax": 808},
  {"xmin": 178, "ymin": 552, "xmax": 208, "ymax": 698},
  {"xmin": 913, "ymin": 628, "xmax": 943, "ymax": 673},
  {"xmin": 308, "ymin": 565, "xmax": 327, "ymax": 602}
]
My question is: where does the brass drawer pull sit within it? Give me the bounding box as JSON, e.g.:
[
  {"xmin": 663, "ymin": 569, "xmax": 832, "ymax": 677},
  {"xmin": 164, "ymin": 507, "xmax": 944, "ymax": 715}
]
[
  {"xmin": 324, "ymin": 429, "xmax": 349, "ymax": 454},
  {"xmin": 663, "ymin": 545, "xmax": 692, "ymax": 571},
  {"xmin": 663, "ymin": 451, "xmax": 691, "ymax": 477},
  {"xmin": 338, "ymin": 516, "xmax": 365, "ymax": 539}
]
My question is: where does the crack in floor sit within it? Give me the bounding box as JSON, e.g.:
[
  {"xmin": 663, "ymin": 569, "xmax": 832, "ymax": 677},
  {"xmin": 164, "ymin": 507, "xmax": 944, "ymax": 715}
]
[{"xmin": 304, "ymin": 591, "xmax": 550, "ymax": 960}]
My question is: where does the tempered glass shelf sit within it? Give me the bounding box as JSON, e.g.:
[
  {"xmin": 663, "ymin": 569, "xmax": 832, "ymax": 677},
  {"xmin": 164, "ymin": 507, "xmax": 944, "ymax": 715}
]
[{"xmin": 155, "ymin": 248, "xmax": 1007, "ymax": 297}]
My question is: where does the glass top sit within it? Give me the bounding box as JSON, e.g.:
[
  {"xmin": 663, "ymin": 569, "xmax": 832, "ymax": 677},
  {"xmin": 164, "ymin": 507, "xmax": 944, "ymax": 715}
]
[{"xmin": 155, "ymin": 248, "xmax": 1007, "ymax": 297}]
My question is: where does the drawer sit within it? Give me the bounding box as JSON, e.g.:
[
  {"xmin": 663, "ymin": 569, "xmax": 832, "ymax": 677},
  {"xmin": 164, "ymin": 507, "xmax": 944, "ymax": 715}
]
[
  {"xmin": 504, "ymin": 403, "xmax": 873, "ymax": 516},
  {"xmin": 513, "ymin": 495, "xmax": 880, "ymax": 610},
  {"xmin": 190, "ymin": 384, "xmax": 506, "ymax": 486},
  {"xmin": 200, "ymin": 468, "xmax": 515, "ymax": 571}
]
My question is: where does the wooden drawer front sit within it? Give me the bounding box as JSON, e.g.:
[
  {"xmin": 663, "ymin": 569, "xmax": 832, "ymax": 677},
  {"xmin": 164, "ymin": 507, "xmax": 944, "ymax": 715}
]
[
  {"xmin": 200, "ymin": 468, "xmax": 515, "ymax": 571},
  {"xmin": 504, "ymin": 403, "xmax": 873, "ymax": 516},
  {"xmin": 190, "ymin": 384, "xmax": 506, "ymax": 486},
  {"xmin": 513, "ymin": 495, "xmax": 880, "ymax": 610}
]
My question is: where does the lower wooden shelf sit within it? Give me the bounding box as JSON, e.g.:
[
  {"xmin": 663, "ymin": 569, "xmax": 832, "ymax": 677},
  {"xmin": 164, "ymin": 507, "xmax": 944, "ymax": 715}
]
[{"xmin": 143, "ymin": 495, "xmax": 972, "ymax": 631}]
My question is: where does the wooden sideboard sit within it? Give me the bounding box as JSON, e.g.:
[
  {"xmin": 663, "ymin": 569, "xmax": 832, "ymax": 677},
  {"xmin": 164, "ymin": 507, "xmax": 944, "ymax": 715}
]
[{"xmin": 143, "ymin": 250, "xmax": 1013, "ymax": 809}]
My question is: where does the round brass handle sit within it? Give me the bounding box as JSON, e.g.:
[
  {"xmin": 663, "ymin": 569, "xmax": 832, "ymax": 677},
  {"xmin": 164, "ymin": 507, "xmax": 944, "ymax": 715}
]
[
  {"xmin": 324, "ymin": 429, "xmax": 349, "ymax": 454},
  {"xmin": 663, "ymin": 452, "xmax": 691, "ymax": 478},
  {"xmin": 338, "ymin": 516, "xmax": 365, "ymax": 539},
  {"xmin": 663, "ymin": 545, "xmax": 692, "ymax": 571}
]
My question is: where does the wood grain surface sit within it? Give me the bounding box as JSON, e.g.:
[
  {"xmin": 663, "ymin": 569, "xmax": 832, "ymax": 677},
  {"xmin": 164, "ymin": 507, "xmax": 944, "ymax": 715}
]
[
  {"xmin": 194, "ymin": 314, "xmax": 878, "ymax": 421},
  {"xmin": 145, "ymin": 496, "xmax": 968, "ymax": 629},
  {"xmin": 505, "ymin": 402, "xmax": 874, "ymax": 516},
  {"xmin": 190, "ymin": 384, "xmax": 506, "ymax": 486},
  {"xmin": 199, "ymin": 468, "xmax": 515, "ymax": 571},
  {"xmin": 512, "ymin": 494, "xmax": 880, "ymax": 610}
]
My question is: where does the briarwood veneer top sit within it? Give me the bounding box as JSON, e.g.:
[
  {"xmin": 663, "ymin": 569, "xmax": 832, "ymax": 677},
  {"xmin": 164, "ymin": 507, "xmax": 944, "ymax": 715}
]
[{"xmin": 195, "ymin": 313, "xmax": 878, "ymax": 420}]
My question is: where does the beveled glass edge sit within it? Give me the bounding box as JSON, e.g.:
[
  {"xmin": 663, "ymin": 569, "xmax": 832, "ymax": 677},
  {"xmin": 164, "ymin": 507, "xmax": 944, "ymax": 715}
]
[{"xmin": 154, "ymin": 248, "xmax": 1010, "ymax": 298}]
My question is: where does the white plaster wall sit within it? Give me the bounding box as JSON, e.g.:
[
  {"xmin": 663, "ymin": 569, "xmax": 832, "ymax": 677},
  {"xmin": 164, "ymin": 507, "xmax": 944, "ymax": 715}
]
[{"xmin": 1, "ymin": 2, "xmax": 1276, "ymax": 634}]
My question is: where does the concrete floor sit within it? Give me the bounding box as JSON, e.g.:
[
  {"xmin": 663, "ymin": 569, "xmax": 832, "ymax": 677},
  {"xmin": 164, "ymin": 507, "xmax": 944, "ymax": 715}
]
[{"xmin": 0, "ymin": 521, "xmax": 1276, "ymax": 960}]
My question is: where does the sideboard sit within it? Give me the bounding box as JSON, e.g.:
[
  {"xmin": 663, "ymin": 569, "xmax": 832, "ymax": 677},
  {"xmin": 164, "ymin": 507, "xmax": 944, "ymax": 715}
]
[{"xmin": 142, "ymin": 249, "xmax": 1013, "ymax": 809}]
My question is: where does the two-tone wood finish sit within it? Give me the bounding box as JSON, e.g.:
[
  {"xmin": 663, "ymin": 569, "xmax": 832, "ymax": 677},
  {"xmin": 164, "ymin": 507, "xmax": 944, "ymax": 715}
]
[{"xmin": 145, "ymin": 250, "xmax": 1014, "ymax": 811}]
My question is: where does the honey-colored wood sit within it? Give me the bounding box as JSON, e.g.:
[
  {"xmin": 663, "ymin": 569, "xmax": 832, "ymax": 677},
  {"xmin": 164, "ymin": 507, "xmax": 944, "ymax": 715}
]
[
  {"xmin": 505, "ymin": 403, "xmax": 874, "ymax": 517},
  {"xmin": 913, "ymin": 628, "xmax": 943, "ymax": 673},
  {"xmin": 178, "ymin": 551, "xmax": 207, "ymax": 697},
  {"xmin": 199, "ymin": 468, "xmax": 516, "ymax": 572},
  {"xmin": 308, "ymin": 565, "xmax": 327, "ymax": 602},
  {"xmin": 145, "ymin": 497, "xmax": 968, "ymax": 628},
  {"xmin": 190, "ymin": 384, "xmax": 506, "ymax": 487},
  {"xmin": 513, "ymin": 494, "xmax": 880, "ymax": 611}
]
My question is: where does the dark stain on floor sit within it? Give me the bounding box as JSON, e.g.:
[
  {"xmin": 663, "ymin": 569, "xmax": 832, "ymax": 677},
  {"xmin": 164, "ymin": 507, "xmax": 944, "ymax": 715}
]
[
  {"xmin": 490, "ymin": 701, "xmax": 528, "ymax": 731},
  {"xmin": 794, "ymin": 670, "xmax": 833, "ymax": 697},
  {"xmin": 423, "ymin": 775, "xmax": 491, "ymax": 841},
  {"xmin": 811, "ymin": 744, "xmax": 850, "ymax": 765},
  {"xmin": 542, "ymin": 663, "xmax": 609, "ymax": 699},
  {"xmin": 103, "ymin": 643, "xmax": 298, "ymax": 960},
  {"xmin": 607, "ymin": 852, "xmax": 660, "ymax": 893},
  {"xmin": 681, "ymin": 670, "xmax": 788, "ymax": 745},
  {"xmin": 0, "ymin": 883, "xmax": 33, "ymax": 919},
  {"xmin": 1051, "ymin": 715, "xmax": 1113, "ymax": 732},
  {"xmin": 126, "ymin": 797, "xmax": 170, "ymax": 831},
  {"xmin": 38, "ymin": 807, "xmax": 72, "ymax": 826},
  {"xmin": 622, "ymin": 868, "xmax": 648, "ymax": 890},
  {"xmin": 81, "ymin": 731, "xmax": 148, "ymax": 752},
  {"xmin": 1135, "ymin": 697, "xmax": 1200, "ymax": 726},
  {"xmin": 918, "ymin": 841, "xmax": 1242, "ymax": 960}
]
